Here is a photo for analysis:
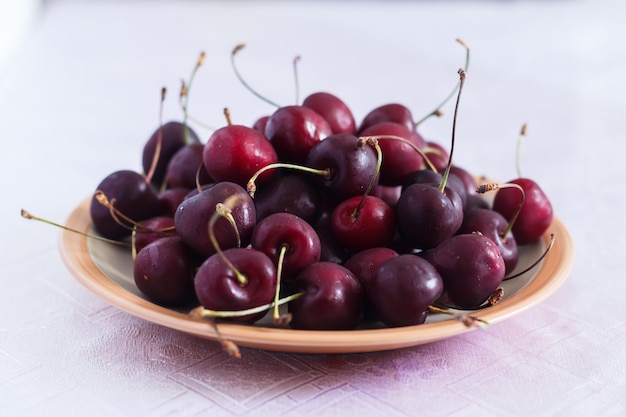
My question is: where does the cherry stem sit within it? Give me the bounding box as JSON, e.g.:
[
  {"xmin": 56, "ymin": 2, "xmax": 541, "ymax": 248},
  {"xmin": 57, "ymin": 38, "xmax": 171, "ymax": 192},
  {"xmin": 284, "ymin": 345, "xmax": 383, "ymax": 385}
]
[
  {"xmin": 223, "ymin": 107, "xmax": 233, "ymax": 126},
  {"xmin": 272, "ymin": 244, "xmax": 292, "ymax": 325},
  {"xmin": 351, "ymin": 137, "xmax": 383, "ymax": 221},
  {"xmin": 131, "ymin": 224, "xmax": 176, "ymax": 261},
  {"xmin": 439, "ymin": 68, "xmax": 466, "ymax": 193},
  {"xmin": 293, "ymin": 55, "xmax": 301, "ymax": 105},
  {"xmin": 20, "ymin": 209, "xmax": 130, "ymax": 247},
  {"xmin": 187, "ymin": 310, "xmax": 241, "ymax": 358},
  {"xmin": 215, "ymin": 203, "xmax": 242, "ymax": 249},
  {"xmin": 145, "ymin": 87, "xmax": 167, "ymax": 185},
  {"xmin": 415, "ymin": 38, "xmax": 470, "ymax": 127},
  {"xmin": 428, "ymin": 305, "xmax": 489, "ymax": 328},
  {"xmin": 208, "ymin": 196, "xmax": 247, "ymax": 286},
  {"xmin": 180, "ymin": 51, "xmax": 206, "ymax": 143},
  {"xmin": 247, "ymin": 163, "xmax": 331, "ymax": 198},
  {"xmin": 476, "ymin": 182, "xmax": 525, "ymax": 239},
  {"xmin": 516, "ymin": 123, "xmax": 528, "ymax": 178},
  {"xmin": 231, "ymin": 44, "xmax": 281, "ymax": 108},
  {"xmin": 94, "ymin": 191, "xmax": 150, "ymax": 233},
  {"xmin": 189, "ymin": 292, "xmax": 303, "ymax": 319},
  {"xmin": 359, "ymin": 134, "xmax": 437, "ymax": 172},
  {"xmin": 504, "ymin": 233, "xmax": 556, "ymax": 281}
]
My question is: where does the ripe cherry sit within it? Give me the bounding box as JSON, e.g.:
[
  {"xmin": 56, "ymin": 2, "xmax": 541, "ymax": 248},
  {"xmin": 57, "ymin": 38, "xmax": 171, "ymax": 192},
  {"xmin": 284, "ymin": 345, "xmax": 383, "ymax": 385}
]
[
  {"xmin": 458, "ymin": 208, "xmax": 519, "ymax": 273},
  {"xmin": 421, "ymin": 233, "xmax": 505, "ymax": 309},
  {"xmin": 203, "ymin": 124, "xmax": 278, "ymax": 188},
  {"xmin": 142, "ymin": 121, "xmax": 200, "ymax": 186},
  {"xmin": 90, "ymin": 170, "xmax": 162, "ymax": 239},
  {"xmin": 344, "ymin": 247, "xmax": 398, "ymax": 321},
  {"xmin": 369, "ymin": 254, "xmax": 444, "ymax": 327},
  {"xmin": 133, "ymin": 236, "xmax": 197, "ymax": 306},
  {"xmin": 264, "ymin": 105, "xmax": 332, "ymax": 163},
  {"xmin": 302, "ymin": 92, "xmax": 356, "ymax": 135},
  {"xmin": 165, "ymin": 142, "xmax": 213, "ymax": 189},
  {"xmin": 288, "ymin": 262, "xmax": 363, "ymax": 330},
  {"xmin": 305, "ymin": 133, "xmax": 379, "ymax": 201},
  {"xmin": 253, "ymin": 174, "xmax": 322, "ymax": 225},
  {"xmin": 358, "ymin": 103, "xmax": 415, "ymax": 133},
  {"xmin": 194, "ymin": 247, "xmax": 277, "ymax": 323},
  {"xmin": 492, "ymin": 178, "xmax": 553, "ymax": 245},
  {"xmin": 174, "ymin": 182, "xmax": 255, "ymax": 258},
  {"xmin": 331, "ymin": 195, "xmax": 396, "ymax": 252},
  {"xmin": 251, "ymin": 212, "xmax": 321, "ymax": 281}
]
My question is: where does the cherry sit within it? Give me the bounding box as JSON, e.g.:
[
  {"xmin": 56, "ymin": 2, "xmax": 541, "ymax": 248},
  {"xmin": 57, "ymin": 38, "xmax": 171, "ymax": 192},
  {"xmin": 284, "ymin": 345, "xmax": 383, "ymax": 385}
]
[
  {"xmin": 315, "ymin": 212, "xmax": 348, "ymax": 264},
  {"xmin": 89, "ymin": 170, "xmax": 162, "ymax": 239},
  {"xmin": 358, "ymin": 103, "xmax": 415, "ymax": 134},
  {"xmin": 142, "ymin": 121, "xmax": 200, "ymax": 186},
  {"xmin": 158, "ymin": 187, "xmax": 193, "ymax": 217},
  {"xmin": 174, "ymin": 182, "xmax": 255, "ymax": 258},
  {"xmin": 264, "ymin": 105, "xmax": 332, "ymax": 163},
  {"xmin": 331, "ymin": 195, "xmax": 396, "ymax": 252},
  {"xmin": 492, "ymin": 178, "xmax": 553, "ymax": 245},
  {"xmin": 133, "ymin": 215, "xmax": 176, "ymax": 253},
  {"xmin": 369, "ymin": 254, "xmax": 444, "ymax": 327},
  {"xmin": 302, "ymin": 92, "xmax": 356, "ymax": 135},
  {"xmin": 359, "ymin": 121, "xmax": 427, "ymax": 186},
  {"xmin": 423, "ymin": 141, "xmax": 450, "ymax": 172},
  {"xmin": 396, "ymin": 182, "xmax": 464, "ymax": 250},
  {"xmin": 253, "ymin": 174, "xmax": 322, "ymax": 225},
  {"xmin": 371, "ymin": 184, "xmax": 401, "ymax": 209},
  {"xmin": 252, "ymin": 115, "xmax": 269, "ymax": 133},
  {"xmin": 458, "ymin": 207, "xmax": 519, "ymax": 273},
  {"xmin": 305, "ymin": 133, "xmax": 379, "ymax": 201},
  {"xmin": 133, "ymin": 236, "xmax": 197, "ymax": 306},
  {"xmin": 194, "ymin": 247, "xmax": 277, "ymax": 323},
  {"xmin": 251, "ymin": 212, "xmax": 321, "ymax": 281},
  {"xmin": 421, "ymin": 233, "xmax": 505, "ymax": 309},
  {"xmin": 448, "ymin": 165, "xmax": 478, "ymax": 197},
  {"xmin": 344, "ymin": 247, "xmax": 398, "ymax": 320},
  {"xmin": 203, "ymin": 124, "xmax": 278, "ymax": 188},
  {"xmin": 288, "ymin": 262, "xmax": 363, "ymax": 330},
  {"xmin": 165, "ymin": 142, "xmax": 213, "ymax": 189}
]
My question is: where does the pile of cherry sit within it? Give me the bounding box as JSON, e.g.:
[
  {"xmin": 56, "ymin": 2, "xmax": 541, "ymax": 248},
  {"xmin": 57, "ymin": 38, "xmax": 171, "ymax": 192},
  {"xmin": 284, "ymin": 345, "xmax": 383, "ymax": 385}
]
[{"xmin": 87, "ymin": 69, "xmax": 554, "ymax": 333}]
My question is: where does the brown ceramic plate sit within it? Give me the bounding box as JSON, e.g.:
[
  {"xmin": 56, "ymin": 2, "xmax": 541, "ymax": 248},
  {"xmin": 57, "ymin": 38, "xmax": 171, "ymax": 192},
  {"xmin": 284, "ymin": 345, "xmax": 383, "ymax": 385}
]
[{"xmin": 59, "ymin": 198, "xmax": 574, "ymax": 354}]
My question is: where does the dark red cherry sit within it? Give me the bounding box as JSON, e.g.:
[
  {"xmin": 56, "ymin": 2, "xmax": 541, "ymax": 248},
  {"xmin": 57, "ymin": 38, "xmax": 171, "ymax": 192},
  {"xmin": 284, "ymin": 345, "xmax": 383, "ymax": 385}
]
[
  {"xmin": 359, "ymin": 121, "xmax": 426, "ymax": 186},
  {"xmin": 203, "ymin": 124, "xmax": 278, "ymax": 188},
  {"xmin": 369, "ymin": 254, "xmax": 444, "ymax": 327},
  {"xmin": 492, "ymin": 178, "xmax": 553, "ymax": 245},
  {"xmin": 288, "ymin": 262, "xmax": 363, "ymax": 330},
  {"xmin": 396, "ymin": 182, "xmax": 464, "ymax": 250},
  {"xmin": 302, "ymin": 92, "xmax": 356, "ymax": 135},
  {"xmin": 174, "ymin": 182, "xmax": 255, "ymax": 258},
  {"xmin": 251, "ymin": 213, "xmax": 321, "ymax": 281},
  {"xmin": 134, "ymin": 216, "xmax": 176, "ymax": 253},
  {"xmin": 344, "ymin": 247, "xmax": 398, "ymax": 321},
  {"xmin": 165, "ymin": 142, "xmax": 213, "ymax": 189},
  {"xmin": 158, "ymin": 187, "xmax": 193, "ymax": 217},
  {"xmin": 253, "ymin": 174, "xmax": 322, "ymax": 225},
  {"xmin": 252, "ymin": 115, "xmax": 269, "ymax": 133},
  {"xmin": 424, "ymin": 141, "xmax": 450, "ymax": 172},
  {"xmin": 458, "ymin": 208, "xmax": 519, "ymax": 273},
  {"xmin": 305, "ymin": 133, "xmax": 378, "ymax": 201},
  {"xmin": 142, "ymin": 121, "xmax": 200, "ymax": 186},
  {"xmin": 358, "ymin": 103, "xmax": 415, "ymax": 133},
  {"xmin": 133, "ymin": 236, "xmax": 197, "ymax": 306},
  {"xmin": 264, "ymin": 105, "xmax": 332, "ymax": 163},
  {"xmin": 194, "ymin": 248, "xmax": 277, "ymax": 323},
  {"xmin": 421, "ymin": 233, "xmax": 505, "ymax": 309},
  {"xmin": 331, "ymin": 195, "xmax": 396, "ymax": 252},
  {"xmin": 89, "ymin": 170, "xmax": 162, "ymax": 239}
]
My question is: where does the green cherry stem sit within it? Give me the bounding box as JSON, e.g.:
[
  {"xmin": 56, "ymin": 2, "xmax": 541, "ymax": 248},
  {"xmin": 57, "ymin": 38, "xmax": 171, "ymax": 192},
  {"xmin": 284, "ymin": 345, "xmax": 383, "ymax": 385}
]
[
  {"xmin": 415, "ymin": 38, "xmax": 470, "ymax": 127},
  {"xmin": 476, "ymin": 182, "xmax": 526, "ymax": 239},
  {"xmin": 246, "ymin": 163, "xmax": 331, "ymax": 198},
  {"xmin": 439, "ymin": 68, "xmax": 466, "ymax": 193},
  {"xmin": 189, "ymin": 292, "xmax": 303, "ymax": 319},
  {"xmin": 351, "ymin": 137, "xmax": 383, "ymax": 221},
  {"xmin": 208, "ymin": 195, "xmax": 247, "ymax": 286},
  {"xmin": 231, "ymin": 44, "xmax": 281, "ymax": 108}
]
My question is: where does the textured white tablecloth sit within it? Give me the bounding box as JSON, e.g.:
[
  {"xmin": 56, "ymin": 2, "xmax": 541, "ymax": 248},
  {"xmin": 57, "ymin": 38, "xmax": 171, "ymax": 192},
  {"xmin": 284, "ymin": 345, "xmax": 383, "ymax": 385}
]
[{"xmin": 2, "ymin": 1, "xmax": 625, "ymax": 416}]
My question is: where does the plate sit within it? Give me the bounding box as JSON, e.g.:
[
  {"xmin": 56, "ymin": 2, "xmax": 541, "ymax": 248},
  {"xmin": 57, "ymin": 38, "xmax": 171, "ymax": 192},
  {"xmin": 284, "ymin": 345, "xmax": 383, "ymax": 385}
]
[{"xmin": 59, "ymin": 198, "xmax": 574, "ymax": 354}]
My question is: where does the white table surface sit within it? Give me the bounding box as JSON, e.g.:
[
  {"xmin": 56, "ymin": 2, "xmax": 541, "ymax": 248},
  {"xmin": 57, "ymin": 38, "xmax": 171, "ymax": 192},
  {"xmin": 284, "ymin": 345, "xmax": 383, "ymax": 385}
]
[{"xmin": 2, "ymin": 1, "xmax": 625, "ymax": 416}]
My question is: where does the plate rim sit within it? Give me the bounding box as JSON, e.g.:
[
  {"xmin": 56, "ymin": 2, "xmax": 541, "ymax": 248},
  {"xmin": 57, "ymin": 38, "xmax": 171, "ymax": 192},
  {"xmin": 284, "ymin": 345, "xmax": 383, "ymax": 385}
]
[{"xmin": 59, "ymin": 198, "xmax": 574, "ymax": 354}]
